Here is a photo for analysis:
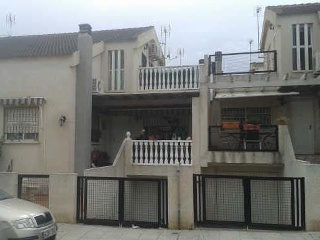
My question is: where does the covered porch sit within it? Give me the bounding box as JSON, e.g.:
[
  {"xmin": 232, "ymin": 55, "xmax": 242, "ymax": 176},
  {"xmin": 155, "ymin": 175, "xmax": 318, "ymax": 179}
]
[{"xmin": 91, "ymin": 91, "xmax": 198, "ymax": 166}]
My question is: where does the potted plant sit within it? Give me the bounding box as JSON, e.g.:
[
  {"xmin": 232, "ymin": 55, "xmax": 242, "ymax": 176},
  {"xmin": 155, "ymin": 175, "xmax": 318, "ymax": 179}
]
[
  {"xmin": 276, "ymin": 116, "xmax": 289, "ymax": 125},
  {"xmin": 244, "ymin": 117, "xmax": 260, "ymax": 130}
]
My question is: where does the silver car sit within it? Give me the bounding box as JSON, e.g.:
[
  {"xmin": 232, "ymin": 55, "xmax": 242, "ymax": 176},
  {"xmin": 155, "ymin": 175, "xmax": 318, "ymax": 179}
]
[{"xmin": 0, "ymin": 188, "xmax": 57, "ymax": 240}]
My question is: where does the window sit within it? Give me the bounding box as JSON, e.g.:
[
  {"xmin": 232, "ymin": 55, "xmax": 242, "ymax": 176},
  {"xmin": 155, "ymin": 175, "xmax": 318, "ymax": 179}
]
[
  {"xmin": 221, "ymin": 107, "xmax": 271, "ymax": 125},
  {"xmin": 4, "ymin": 107, "xmax": 39, "ymax": 141},
  {"xmin": 108, "ymin": 50, "xmax": 124, "ymax": 91},
  {"xmin": 292, "ymin": 23, "xmax": 313, "ymax": 71}
]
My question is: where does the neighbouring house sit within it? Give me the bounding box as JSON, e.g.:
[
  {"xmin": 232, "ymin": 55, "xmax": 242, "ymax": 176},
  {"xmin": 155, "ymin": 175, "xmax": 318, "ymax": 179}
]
[
  {"xmin": 1, "ymin": 2, "xmax": 320, "ymax": 231},
  {"xmin": 0, "ymin": 24, "xmax": 164, "ymax": 174}
]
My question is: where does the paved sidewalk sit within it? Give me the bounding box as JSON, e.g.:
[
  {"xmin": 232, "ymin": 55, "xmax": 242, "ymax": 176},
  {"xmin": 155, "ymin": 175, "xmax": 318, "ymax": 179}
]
[{"xmin": 56, "ymin": 224, "xmax": 320, "ymax": 240}]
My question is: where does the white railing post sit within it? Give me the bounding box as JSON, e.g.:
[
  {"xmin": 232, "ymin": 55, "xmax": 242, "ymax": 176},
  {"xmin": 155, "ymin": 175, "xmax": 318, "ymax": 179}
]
[
  {"xmin": 149, "ymin": 141, "xmax": 154, "ymax": 164},
  {"xmin": 169, "ymin": 142, "xmax": 174, "ymax": 164},
  {"xmin": 159, "ymin": 142, "xmax": 164, "ymax": 164},
  {"xmin": 174, "ymin": 141, "xmax": 179, "ymax": 164},
  {"xmin": 164, "ymin": 142, "xmax": 169, "ymax": 164},
  {"xmin": 144, "ymin": 141, "xmax": 149, "ymax": 164},
  {"xmin": 154, "ymin": 141, "xmax": 158, "ymax": 164},
  {"xmin": 181, "ymin": 142, "xmax": 186, "ymax": 165}
]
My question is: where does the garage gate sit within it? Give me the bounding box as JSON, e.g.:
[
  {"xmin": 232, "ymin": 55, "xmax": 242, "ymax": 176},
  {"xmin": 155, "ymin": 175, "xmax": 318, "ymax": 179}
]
[
  {"xmin": 193, "ymin": 175, "xmax": 305, "ymax": 230},
  {"xmin": 77, "ymin": 176, "xmax": 168, "ymax": 228}
]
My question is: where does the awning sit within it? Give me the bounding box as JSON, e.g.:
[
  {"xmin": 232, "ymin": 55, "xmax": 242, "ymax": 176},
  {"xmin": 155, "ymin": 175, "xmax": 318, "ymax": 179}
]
[
  {"xmin": 0, "ymin": 97, "xmax": 46, "ymax": 106},
  {"xmin": 215, "ymin": 91, "xmax": 299, "ymax": 99}
]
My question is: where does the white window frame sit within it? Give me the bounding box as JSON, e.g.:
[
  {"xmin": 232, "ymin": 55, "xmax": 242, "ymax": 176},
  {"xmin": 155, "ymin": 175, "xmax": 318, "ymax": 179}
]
[
  {"xmin": 292, "ymin": 23, "xmax": 313, "ymax": 71},
  {"xmin": 4, "ymin": 106, "xmax": 40, "ymax": 142},
  {"xmin": 108, "ymin": 49, "xmax": 125, "ymax": 91}
]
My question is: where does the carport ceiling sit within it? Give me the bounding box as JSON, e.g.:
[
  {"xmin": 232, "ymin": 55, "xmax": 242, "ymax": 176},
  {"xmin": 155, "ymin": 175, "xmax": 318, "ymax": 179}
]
[{"xmin": 92, "ymin": 91, "xmax": 199, "ymax": 109}]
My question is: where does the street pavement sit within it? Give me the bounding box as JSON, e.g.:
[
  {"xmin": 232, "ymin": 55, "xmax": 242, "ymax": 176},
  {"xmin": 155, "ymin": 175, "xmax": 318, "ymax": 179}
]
[{"xmin": 56, "ymin": 223, "xmax": 320, "ymax": 240}]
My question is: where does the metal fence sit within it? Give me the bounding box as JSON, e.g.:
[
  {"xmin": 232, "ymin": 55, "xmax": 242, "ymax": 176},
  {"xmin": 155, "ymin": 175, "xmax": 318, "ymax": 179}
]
[
  {"xmin": 194, "ymin": 175, "xmax": 305, "ymax": 230},
  {"xmin": 208, "ymin": 125, "xmax": 278, "ymax": 152},
  {"xmin": 77, "ymin": 176, "xmax": 168, "ymax": 228},
  {"xmin": 209, "ymin": 51, "xmax": 277, "ymax": 75},
  {"xmin": 18, "ymin": 174, "xmax": 50, "ymax": 208}
]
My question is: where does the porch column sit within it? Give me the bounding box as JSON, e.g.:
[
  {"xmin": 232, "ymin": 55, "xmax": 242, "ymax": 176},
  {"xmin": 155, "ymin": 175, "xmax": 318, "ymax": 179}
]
[
  {"xmin": 167, "ymin": 167, "xmax": 194, "ymax": 230},
  {"xmin": 49, "ymin": 173, "xmax": 77, "ymax": 223}
]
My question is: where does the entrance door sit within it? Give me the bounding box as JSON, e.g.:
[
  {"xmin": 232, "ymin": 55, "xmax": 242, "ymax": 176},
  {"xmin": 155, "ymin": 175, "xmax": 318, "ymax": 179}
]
[{"xmin": 290, "ymin": 100, "xmax": 314, "ymax": 154}]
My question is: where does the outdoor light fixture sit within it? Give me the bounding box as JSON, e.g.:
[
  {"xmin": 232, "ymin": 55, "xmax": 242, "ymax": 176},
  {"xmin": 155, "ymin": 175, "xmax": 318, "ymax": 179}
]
[{"xmin": 59, "ymin": 115, "xmax": 67, "ymax": 126}]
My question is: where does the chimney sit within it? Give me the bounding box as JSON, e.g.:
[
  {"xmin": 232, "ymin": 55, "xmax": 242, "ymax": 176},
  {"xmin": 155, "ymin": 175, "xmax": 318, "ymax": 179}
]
[
  {"xmin": 79, "ymin": 23, "xmax": 92, "ymax": 35},
  {"xmin": 74, "ymin": 23, "xmax": 93, "ymax": 175}
]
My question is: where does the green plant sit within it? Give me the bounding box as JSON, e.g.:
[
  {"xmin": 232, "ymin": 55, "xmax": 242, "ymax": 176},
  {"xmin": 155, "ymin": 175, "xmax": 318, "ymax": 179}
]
[
  {"xmin": 276, "ymin": 116, "xmax": 289, "ymax": 125},
  {"xmin": 246, "ymin": 117, "xmax": 260, "ymax": 125}
]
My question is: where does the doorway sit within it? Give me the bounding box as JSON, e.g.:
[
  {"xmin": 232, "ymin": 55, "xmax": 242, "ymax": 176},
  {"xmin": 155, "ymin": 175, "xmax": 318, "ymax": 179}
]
[{"xmin": 290, "ymin": 99, "xmax": 314, "ymax": 154}]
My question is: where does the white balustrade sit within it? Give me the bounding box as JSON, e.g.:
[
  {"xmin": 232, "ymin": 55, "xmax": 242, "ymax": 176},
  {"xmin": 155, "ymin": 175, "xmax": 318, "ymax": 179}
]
[
  {"xmin": 138, "ymin": 65, "xmax": 200, "ymax": 91},
  {"xmin": 132, "ymin": 140, "xmax": 192, "ymax": 166}
]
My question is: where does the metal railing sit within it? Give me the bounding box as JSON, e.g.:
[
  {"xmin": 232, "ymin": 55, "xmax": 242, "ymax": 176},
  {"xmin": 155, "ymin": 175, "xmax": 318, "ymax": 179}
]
[
  {"xmin": 138, "ymin": 65, "xmax": 200, "ymax": 91},
  {"xmin": 18, "ymin": 174, "xmax": 50, "ymax": 208},
  {"xmin": 208, "ymin": 125, "xmax": 278, "ymax": 152},
  {"xmin": 132, "ymin": 140, "xmax": 192, "ymax": 165},
  {"xmin": 209, "ymin": 51, "xmax": 277, "ymax": 75}
]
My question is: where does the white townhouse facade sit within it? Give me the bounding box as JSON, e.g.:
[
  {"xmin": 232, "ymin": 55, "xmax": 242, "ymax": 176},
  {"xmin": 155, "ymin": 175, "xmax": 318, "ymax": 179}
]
[{"xmin": 1, "ymin": 3, "xmax": 320, "ymax": 231}]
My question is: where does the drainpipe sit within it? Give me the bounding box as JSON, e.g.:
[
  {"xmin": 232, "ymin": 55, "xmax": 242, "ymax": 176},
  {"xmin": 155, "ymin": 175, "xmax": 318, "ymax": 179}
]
[
  {"xmin": 74, "ymin": 24, "xmax": 93, "ymax": 175},
  {"xmin": 177, "ymin": 162, "xmax": 181, "ymax": 229}
]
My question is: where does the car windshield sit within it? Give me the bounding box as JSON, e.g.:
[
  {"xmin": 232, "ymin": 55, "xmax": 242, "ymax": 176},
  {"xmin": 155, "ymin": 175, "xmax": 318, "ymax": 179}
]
[{"xmin": 0, "ymin": 188, "xmax": 13, "ymax": 200}]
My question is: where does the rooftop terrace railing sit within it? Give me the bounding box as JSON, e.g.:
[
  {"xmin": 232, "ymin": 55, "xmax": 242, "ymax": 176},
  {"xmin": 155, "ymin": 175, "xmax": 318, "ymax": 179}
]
[
  {"xmin": 138, "ymin": 65, "xmax": 200, "ymax": 91},
  {"xmin": 209, "ymin": 51, "xmax": 277, "ymax": 76}
]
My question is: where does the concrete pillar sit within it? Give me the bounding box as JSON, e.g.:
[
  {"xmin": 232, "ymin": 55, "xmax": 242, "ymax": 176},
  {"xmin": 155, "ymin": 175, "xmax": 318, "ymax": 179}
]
[
  {"xmin": 167, "ymin": 174, "xmax": 179, "ymax": 229},
  {"xmin": 179, "ymin": 167, "xmax": 194, "ymax": 229},
  {"xmin": 215, "ymin": 51, "xmax": 223, "ymax": 74},
  {"xmin": 49, "ymin": 173, "xmax": 77, "ymax": 223},
  {"xmin": 0, "ymin": 172, "xmax": 18, "ymax": 197},
  {"xmin": 74, "ymin": 24, "xmax": 93, "ymax": 175}
]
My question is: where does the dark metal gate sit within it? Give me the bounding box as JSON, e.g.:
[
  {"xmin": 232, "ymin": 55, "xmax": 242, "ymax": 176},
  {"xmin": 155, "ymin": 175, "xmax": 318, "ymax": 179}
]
[
  {"xmin": 193, "ymin": 175, "xmax": 305, "ymax": 230},
  {"xmin": 18, "ymin": 174, "xmax": 50, "ymax": 208},
  {"xmin": 77, "ymin": 176, "xmax": 168, "ymax": 228}
]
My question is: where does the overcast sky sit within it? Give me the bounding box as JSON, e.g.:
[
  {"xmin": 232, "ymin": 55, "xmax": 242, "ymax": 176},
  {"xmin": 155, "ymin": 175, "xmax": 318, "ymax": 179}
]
[{"xmin": 0, "ymin": 0, "xmax": 318, "ymax": 65}]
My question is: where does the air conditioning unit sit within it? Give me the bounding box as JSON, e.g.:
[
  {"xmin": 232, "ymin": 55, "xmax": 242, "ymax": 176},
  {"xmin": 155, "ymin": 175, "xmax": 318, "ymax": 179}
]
[
  {"xmin": 148, "ymin": 43, "xmax": 163, "ymax": 63},
  {"xmin": 314, "ymin": 51, "xmax": 320, "ymax": 73},
  {"xmin": 148, "ymin": 43, "xmax": 158, "ymax": 56},
  {"xmin": 92, "ymin": 78, "xmax": 104, "ymax": 94}
]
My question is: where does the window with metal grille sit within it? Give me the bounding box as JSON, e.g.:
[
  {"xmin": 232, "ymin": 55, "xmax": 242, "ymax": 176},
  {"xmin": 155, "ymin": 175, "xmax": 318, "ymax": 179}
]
[
  {"xmin": 108, "ymin": 50, "xmax": 125, "ymax": 91},
  {"xmin": 221, "ymin": 107, "xmax": 271, "ymax": 125},
  {"xmin": 4, "ymin": 107, "xmax": 39, "ymax": 141},
  {"xmin": 292, "ymin": 23, "xmax": 313, "ymax": 71}
]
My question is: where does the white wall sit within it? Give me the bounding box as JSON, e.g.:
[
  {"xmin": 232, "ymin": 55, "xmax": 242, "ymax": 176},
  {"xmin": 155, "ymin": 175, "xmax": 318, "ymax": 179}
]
[
  {"xmin": 280, "ymin": 126, "xmax": 320, "ymax": 231},
  {"xmin": 263, "ymin": 10, "xmax": 320, "ymax": 78},
  {"xmin": 0, "ymin": 56, "xmax": 76, "ymax": 173}
]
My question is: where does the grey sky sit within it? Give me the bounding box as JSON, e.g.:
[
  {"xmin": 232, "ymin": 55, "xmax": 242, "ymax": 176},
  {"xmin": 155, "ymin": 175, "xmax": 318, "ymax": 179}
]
[{"xmin": 0, "ymin": 0, "xmax": 318, "ymax": 65}]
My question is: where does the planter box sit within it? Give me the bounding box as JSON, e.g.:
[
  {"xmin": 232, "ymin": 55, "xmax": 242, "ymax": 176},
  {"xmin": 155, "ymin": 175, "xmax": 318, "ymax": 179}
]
[
  {"xmin": 243, "ymin": 124, "xmax": 260, "ymax": 131},
  {"xmin": 222, "ymin": 121, "xmax": 240, "ymax": 129}
]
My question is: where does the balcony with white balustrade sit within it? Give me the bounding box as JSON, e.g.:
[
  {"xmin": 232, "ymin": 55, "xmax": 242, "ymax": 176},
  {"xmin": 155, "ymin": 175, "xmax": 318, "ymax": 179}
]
[
  {"xmin": 131, "ymin": 140, "xmax": 192, "ymax": 166},
  {"xmin": 138, "ymin": 65, "xmax": 200, "ymax": 92}
]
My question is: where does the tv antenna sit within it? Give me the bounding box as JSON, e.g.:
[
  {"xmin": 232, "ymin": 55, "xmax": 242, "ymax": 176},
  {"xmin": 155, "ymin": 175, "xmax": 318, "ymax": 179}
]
[
  {"xmin": 256, "ymin": 6, "xmax": 262, "ymax": 51},
  {"xmin": 249, "ymin": 39, "xmax": 253, "ymax": 64},
  {"xmin": 177, "ymin": 48, "xmax": 185, "ymax": 66},
  {"xmin": 6, "ymin": 13, "xmax": 16, "ymax": 36},
  {"xmin": 160, "ymin": 25, "xmax": 171, "ymax": 61}
]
